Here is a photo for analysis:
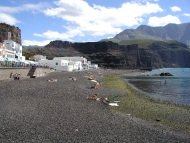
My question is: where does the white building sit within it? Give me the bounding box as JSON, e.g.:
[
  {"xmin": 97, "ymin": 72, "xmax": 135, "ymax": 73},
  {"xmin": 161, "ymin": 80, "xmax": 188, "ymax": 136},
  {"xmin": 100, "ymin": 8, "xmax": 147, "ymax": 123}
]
[
  {"xmin": 89, "ymin": 64, "xmax": 99, "ymax": 69},
  {"xmin": 31, "ymin": 55, "xmax": 47, "ymax": 62},
  {"xmin": 0, "ymin": 43, "xmax": 5, "ymax": 61},
  {"xmin": 53, "ymin": 57, "xmax": 88, "ymax": 64},
  {"xmin": 0, "ymin": 40, "xmax": 25, "ymax": 62},
  {"xmin": 38, "ymin": 56, "xmax": 95, "ymax": 72}
]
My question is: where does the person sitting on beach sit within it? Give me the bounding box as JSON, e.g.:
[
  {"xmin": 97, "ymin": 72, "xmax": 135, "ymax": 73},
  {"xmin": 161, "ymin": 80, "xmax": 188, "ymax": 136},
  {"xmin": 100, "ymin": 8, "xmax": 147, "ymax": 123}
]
[
  {"xmin": 13, "ymin": 73, "xmax": 21, "ymax": 80},
  {"xmin": 10, "ymin": 72, "xmax": 13, "ymax": 78}
]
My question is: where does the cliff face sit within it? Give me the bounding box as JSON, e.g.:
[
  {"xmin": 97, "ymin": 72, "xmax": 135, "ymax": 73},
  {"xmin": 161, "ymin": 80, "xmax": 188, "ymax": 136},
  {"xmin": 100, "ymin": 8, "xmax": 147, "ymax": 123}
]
[
  {"xmin": 23, "ymin": 40, "xmax": 190, "ymax": 69},
  {"xmin": 0, "ymin": 23, "xmax": 21, "ymax": 44}
]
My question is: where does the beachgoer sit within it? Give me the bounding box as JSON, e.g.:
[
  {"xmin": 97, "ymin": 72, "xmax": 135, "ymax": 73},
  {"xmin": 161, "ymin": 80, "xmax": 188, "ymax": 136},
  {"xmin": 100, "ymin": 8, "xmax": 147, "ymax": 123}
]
[{"xmin": 10, "ymin": 72, "xmax": 13, "ymax": 78}]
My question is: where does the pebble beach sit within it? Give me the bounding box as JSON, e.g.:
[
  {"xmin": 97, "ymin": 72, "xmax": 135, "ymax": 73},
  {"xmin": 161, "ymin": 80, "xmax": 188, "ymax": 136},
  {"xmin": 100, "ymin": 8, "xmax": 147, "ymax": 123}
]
[{"xmin": 0, "ymin": 69, "xmax": 189, "ymax": 142}]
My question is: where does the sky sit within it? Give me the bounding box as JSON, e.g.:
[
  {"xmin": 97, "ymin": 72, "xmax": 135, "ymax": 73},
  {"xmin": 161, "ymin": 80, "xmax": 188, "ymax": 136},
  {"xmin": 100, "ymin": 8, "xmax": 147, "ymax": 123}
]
[{"xmin": 0, "ymin": 0, "xmax": 190, "ymax": 46}]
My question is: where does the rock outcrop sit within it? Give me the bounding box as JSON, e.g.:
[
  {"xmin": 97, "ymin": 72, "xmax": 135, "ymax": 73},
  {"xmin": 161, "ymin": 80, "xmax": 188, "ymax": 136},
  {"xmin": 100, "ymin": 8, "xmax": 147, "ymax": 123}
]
[{"xmin": 0, "ymin": 23, "xmax": 21, "ymax": 44}]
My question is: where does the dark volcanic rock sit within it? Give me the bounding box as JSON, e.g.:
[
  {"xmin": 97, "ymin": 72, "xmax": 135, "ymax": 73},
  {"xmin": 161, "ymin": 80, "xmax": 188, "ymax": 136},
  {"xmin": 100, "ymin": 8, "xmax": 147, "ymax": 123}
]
[
  {"xmin": 23, "ymin": 40, "xmax": 190, "ymax": 69},
  {"xmin": 160, "ymin": 72, "xmax": 173, "ymax": 76},
  {"xmin": 0, "ymin": 23, "xmax": 21, "ymax": 44}
]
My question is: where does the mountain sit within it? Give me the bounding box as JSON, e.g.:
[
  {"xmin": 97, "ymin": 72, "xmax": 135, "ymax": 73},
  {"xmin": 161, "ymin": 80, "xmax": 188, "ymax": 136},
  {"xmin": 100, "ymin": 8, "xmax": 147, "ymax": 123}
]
[
  {"xmin": 0, "ymin": 23, "xmax": 21, "ymax": 44},
  {"xmin": 23, "ymin": 40, "xmax": 190, "ymax": 69},
  {"xmin": 113, "ymin": 23, "xmax": 190, "ymax": 46},
  {"xmin": 20, "ymin": 22, "xmax": 190, "ymax": 69}
]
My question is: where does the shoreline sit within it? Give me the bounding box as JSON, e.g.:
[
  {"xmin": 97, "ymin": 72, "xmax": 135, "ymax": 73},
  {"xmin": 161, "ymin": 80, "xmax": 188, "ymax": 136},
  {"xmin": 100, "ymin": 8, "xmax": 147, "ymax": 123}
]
[
  {"xmin": 125, "ymin": 78, "xmax": 190, "ymax": 107},
  {"xmin": 122, "ymin": 69, "xmax": 190, "ymax": 107},
  {"xmin": 126, "ymin": 75, "xmax": 190, "ymax": 108},
  {"xmin": 103, "ymin": 73, "xmax": 190, "ymax": 134}
]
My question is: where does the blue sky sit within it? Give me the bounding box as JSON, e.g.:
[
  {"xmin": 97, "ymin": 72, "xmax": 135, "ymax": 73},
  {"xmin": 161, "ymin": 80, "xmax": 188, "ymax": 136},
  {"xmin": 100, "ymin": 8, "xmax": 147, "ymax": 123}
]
[{"xmin": 0, "ymin": 0, "xmax": 190, "ymax": 46}]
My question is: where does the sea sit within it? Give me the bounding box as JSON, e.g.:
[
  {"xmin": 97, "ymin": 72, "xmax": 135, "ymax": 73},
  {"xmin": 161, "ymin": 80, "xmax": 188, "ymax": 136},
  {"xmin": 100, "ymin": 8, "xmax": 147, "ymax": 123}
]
[{"xmin": 126, "ymin": 68, "xmax": 190, "ymax": 106}]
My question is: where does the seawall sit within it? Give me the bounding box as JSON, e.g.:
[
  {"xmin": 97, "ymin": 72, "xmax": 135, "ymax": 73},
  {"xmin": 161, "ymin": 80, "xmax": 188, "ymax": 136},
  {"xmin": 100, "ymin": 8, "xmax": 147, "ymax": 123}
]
[{"xmin": 0, "ymin": 68, "xmax": 52, "ymax": 81}]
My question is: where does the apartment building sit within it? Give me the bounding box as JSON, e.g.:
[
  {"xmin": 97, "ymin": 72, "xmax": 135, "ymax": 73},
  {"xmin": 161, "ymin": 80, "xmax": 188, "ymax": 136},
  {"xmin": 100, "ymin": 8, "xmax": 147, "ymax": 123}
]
[{"xmin": 0, "ymin": 40, "xmax": 25, "ymax": 62}]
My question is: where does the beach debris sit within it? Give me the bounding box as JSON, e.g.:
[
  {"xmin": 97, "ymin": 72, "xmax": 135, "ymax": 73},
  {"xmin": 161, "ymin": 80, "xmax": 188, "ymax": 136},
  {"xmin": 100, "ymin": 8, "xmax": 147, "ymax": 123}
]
[
  {"xmin": 101, "ymin": 98, "xmax": 120, "ymax": 107},
  {"xmin": 156, "ymin": 119, "xmax": 161, "ymax": 122},
  {"xmin": 69, "ymin": 77, "xmax": 77, "ymax": 81},
  {"xmin": 48, "ymin": 79, "xmax": 58, "ymax": 82},
  {"xmin": 108, "ymin": 103, "xmax": 119, "ymax": 107},
  {"xmin": 101, "ymin": 98, "xmax": 119, "ymax": 107},
  {"xmin": 75, "ymin": 129, "xmax": 79, "ymax": 132},
  {"xmin": 87, "ymin": 95, "xmax": 108, "ymax": 103},
  {"xmin": 113, "ymin": 101, "xmax": 120, "ymax": 103}
]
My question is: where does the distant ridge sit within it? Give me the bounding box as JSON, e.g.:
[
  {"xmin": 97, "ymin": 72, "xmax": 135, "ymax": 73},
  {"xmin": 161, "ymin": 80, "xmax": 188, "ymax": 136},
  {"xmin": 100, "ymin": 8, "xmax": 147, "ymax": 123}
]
[{"xmin": 113, "ymin": 23, "xmax": 190, "ymax": 46}]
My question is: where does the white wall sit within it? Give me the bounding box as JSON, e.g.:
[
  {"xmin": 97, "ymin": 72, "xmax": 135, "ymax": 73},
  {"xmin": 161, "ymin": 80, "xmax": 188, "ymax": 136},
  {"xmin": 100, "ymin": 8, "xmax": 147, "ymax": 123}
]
[
  {"xmin": 3, "ymin": 40, "xmax": 24, "ymax": 62},
  {"xmin": 39, "ymin": 57, "xmax": 86, "ymax": 72}
]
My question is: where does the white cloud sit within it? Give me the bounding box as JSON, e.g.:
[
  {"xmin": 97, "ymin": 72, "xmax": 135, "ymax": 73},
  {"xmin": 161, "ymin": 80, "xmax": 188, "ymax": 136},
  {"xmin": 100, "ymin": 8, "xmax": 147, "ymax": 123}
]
[
  {"xmin": 170, "ymin": 6, "xmax": 182, "ymax": 12},
  {"xmin": 22, "ymin": 40, "xmax": 50, "ymax": 46},
  {"xmin": 0, "ymin": 3, "xmax": 48, "ymax": 25},
  {"xmin": 1, "ymin": 0, "xmax": 164, "ymax": 45},
  {"xmin": 0, "ymin": 3, "xmax": 48, "ymax": 14},
  {"xmin": 123, "ymin": 0, "xmax": 160, "ymax": 2},
  {"xmin": 0, "ymin": 13, "xmax": 19, "ymax": 25},
  {"xmin": 43, "ymin": 0, "xmax": 163, "ymax": 37},
  {"xmin": 34, "ymin": 27, "xmax": 84, "ymax": 41},
  {"xmin": 184, "ymin": 13, "xmax": 190, "ymax": 17},
  {"xmin": 148, "ymin": 15, "xmax": 181, "ymax": 26}
]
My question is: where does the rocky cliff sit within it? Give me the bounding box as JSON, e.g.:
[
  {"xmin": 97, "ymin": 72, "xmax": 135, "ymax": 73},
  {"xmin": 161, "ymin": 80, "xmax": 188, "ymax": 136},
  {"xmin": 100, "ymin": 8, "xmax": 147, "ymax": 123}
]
[
  {"xmin": 23, "ymin": 40, "xmax": 190, "ymax": 69},
  {"xmin": 0, "ymin": 23, "xmax": 21, "ymax": 44}
]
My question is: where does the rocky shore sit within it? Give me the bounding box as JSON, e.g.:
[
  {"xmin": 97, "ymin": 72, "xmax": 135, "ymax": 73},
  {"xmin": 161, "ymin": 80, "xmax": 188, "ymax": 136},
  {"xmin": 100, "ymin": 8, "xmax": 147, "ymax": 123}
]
[{"xmin": 0, "ymin": 69, "xmax": 189, "ymax": 142}]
